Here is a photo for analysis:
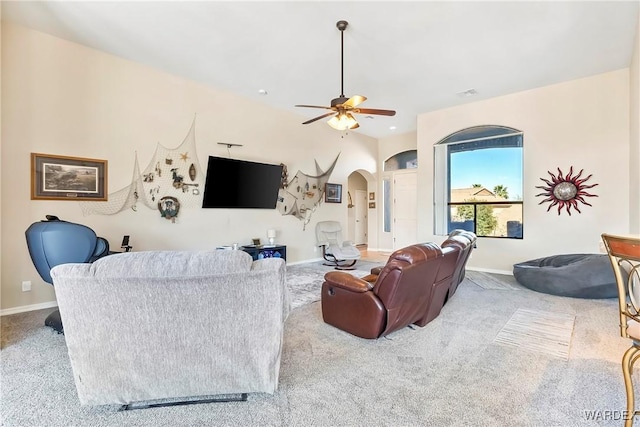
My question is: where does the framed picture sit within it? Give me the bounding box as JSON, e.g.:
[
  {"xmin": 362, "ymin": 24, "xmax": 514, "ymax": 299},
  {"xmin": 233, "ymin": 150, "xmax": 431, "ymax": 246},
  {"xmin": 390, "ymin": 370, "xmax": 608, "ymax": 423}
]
[
  {"xmin": 325, "ymin": 183, "xmax": 342, "ymax": 203},
  {"xmin": 31, "ymin": 153, "xmax": 108, "ymax": 201},
  {"xmin": 369, "ymin": 192, "xmax": 375, "ymax": 200},
  {"xmin": 369, "ymin": 202, "xmax": 376, "ymax": 209}
]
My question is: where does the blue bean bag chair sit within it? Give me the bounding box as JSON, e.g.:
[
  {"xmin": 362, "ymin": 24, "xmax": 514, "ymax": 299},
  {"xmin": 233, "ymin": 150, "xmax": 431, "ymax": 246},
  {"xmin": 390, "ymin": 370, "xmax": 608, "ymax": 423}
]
[{"xmin": 513, "ymin": 254, "xmax": 617, "ymax": 299}]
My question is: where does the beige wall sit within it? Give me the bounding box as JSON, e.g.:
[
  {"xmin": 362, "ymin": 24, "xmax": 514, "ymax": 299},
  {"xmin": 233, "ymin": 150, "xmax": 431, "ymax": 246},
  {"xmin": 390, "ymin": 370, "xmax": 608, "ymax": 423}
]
[
  {"xmin": 0, "ymin": 24, "xmax": 378, "ymax": 312},
  {"xmin": 0, "ymin": 12, "xmax": 3, "ymax": 311},
  {"xmin": 417, "ymin": 70, "xmax": 630, "ymax": 273},
  {"xmin": 2, "ymin": 20, "xmax": 637, "ymax": 311},
  {"xmin": 630, "ymin": 11, "xmax": 640, "ymax": 234},
  {"xmin": 377, "ymin": 131, "xmax": 417, "ymax": 251}
]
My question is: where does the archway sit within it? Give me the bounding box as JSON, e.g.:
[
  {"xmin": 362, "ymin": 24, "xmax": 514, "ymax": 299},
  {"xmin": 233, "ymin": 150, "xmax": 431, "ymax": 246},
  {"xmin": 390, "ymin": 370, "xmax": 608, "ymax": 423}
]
[{"xmin": 347, "ymin": 169, "xmax": 376, "ymax": 248}]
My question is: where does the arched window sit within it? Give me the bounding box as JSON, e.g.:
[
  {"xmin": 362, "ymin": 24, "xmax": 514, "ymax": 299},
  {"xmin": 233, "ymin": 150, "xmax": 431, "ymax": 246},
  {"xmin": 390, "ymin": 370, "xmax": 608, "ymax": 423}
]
[
  {"xmin": 384, "ymin": 150, "xmax": 417, "ymax": 171},
  {"xmin": 434, "ymin": 125, "xmax": 523, "ymax": 238}
]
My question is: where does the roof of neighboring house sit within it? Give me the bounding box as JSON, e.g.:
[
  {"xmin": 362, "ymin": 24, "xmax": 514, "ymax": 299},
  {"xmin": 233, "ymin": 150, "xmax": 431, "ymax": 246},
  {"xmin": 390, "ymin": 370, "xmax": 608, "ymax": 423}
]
[{"xmin": 450, "ymin": 187, "xmax": 505, "ymax": 202}]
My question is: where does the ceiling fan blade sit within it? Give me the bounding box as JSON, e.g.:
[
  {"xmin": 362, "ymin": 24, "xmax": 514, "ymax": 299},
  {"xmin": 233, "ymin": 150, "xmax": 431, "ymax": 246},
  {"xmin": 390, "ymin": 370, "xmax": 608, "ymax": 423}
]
[
  {"xmin": 302, "ymin": 111, "xmax": 337, "ymax": 125},
  {"xmin": 295, "ymin": 104, "xmax": 334, "ymax": 110},
  {"xmin": 344, "ymin": 95, "xmax": 367, "ymax": 108},
  {"xmin": 355, "ymin": 108, "xmax": 396, "ymax": 116}
]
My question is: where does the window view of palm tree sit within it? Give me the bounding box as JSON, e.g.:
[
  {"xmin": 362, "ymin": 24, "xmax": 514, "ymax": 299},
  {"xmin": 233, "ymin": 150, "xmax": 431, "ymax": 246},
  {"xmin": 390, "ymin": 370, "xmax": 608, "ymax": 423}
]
[
  {"xmin": 434, "ymin": 126, "xmax": 523, "ymax": 239},
  {"xmin": 449, "ymin": 146, "xmax": 523, "ymax": 238}
]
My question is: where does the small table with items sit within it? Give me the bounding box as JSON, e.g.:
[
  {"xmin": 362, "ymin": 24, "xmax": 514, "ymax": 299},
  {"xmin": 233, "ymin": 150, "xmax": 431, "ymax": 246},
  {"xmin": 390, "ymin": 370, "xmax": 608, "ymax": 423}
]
[{"xmin": 241, "ymin": 245, "xmax": 287, "ymax": 262}]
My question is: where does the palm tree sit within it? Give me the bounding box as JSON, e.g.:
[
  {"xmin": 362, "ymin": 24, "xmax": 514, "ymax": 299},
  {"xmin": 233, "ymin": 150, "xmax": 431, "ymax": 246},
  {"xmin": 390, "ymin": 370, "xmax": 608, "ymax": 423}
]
[{"xmin": 493, "ymin": 185, "xmax": 509, "ymax": 199}]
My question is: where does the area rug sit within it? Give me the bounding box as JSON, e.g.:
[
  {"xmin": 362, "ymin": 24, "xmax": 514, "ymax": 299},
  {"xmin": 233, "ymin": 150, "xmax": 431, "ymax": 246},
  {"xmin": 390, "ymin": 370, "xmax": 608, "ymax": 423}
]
[
  {"xmin": 493, "ymin": 308, "xmax": 576, "ymax": 359},
  {"xmin": 466, "ymin": 270, "xmax": 522, "ymax": 290},
  {"xmin": 286, "ymin": 262, "xmax": 377, "ymax": 309}
]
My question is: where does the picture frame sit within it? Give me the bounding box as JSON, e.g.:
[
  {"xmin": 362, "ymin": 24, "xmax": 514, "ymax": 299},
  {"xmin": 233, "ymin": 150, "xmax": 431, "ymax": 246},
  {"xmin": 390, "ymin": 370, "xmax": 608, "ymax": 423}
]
[
  {"xmin": 369, "ymin": 192, "xmax": 375, "ymax": 200},
  {"xmin": 325, "ymin": 183, "xmax": 342, "ymax": 203},
  {"xmin": 31, "ymin": 153, "xmax": 108, "ymax": 201},
  {"xmin": 369, "ymin": 202, "xmax": 376, "ymax": 209}
]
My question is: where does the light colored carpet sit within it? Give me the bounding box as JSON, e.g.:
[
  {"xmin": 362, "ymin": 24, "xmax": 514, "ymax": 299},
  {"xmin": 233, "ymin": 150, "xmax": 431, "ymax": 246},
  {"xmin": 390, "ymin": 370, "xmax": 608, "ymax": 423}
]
[
  {"xmin": 494, "ymin": 308, "xmax": 576, "ymax": 359},
  {"xmin": 0, "ymin": 267, "xmax": 629, "ymax": 426}
]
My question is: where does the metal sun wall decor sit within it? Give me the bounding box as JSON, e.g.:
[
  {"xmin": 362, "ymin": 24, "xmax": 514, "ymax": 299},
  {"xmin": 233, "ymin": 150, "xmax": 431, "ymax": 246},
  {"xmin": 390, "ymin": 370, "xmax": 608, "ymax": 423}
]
[{"xmin": 535, "ymin": 166, "xmax": 598, "ymax": 215}]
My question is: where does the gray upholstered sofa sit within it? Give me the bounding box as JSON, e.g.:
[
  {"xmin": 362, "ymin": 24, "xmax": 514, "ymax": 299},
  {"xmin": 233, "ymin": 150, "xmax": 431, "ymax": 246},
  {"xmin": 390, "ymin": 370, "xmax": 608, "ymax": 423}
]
[{"xmin": 50, "ymin": 249, "xmax": 290, "ymax": 406}]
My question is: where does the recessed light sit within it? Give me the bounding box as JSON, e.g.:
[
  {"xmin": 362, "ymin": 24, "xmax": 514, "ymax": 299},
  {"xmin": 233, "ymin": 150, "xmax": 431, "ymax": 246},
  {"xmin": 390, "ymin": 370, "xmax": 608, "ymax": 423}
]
[
  {"xmin": 456, "ymin": 88, "xmax": 478, "ymax": 97},
  {"xmin": 258, "ymin": 89, "xmax": 268, "ymax": 95},
  {"xmin": 389, "ymin": 126, "xmax": 397, "ymax": 130}
]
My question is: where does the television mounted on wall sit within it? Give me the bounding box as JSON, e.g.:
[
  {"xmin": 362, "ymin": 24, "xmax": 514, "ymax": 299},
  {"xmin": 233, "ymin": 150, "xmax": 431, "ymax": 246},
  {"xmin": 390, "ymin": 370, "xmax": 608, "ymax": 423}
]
[{"xmin": 202, "ymin": 156, "xmax": 283, "ymax": 209}]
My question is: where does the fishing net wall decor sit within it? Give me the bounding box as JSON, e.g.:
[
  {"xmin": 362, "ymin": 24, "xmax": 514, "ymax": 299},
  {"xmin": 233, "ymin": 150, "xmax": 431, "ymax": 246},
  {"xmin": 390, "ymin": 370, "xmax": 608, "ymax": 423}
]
[
  {"xmin": 79, "ymin": 119, "xmax": 205, "ymax": 218},
  {"xmin": 277, "ymin": 155, "xmax": 339, "ymax": 229},
  {"xmin": 79, "ymin": 116, "xmax": 338, "ymax": 228}
]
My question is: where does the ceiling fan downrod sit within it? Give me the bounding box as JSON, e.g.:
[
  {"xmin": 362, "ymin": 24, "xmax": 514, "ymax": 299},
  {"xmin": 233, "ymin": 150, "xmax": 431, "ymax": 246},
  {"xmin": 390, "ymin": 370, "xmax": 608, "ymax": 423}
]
[
  {"xmin": 294, "ymin": 19, "xmax": 395, "ymax": 129},
  {"xmin": 337, "ymin": 20, "xmax": 348, "ymax": 99}
]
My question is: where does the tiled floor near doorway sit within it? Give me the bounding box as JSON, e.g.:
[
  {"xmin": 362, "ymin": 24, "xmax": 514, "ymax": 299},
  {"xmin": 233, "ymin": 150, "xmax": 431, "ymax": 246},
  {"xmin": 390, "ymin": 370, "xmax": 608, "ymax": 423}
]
[{"xmin": 357, "ymin": 245, "xmax": 391, "ymax": 263}]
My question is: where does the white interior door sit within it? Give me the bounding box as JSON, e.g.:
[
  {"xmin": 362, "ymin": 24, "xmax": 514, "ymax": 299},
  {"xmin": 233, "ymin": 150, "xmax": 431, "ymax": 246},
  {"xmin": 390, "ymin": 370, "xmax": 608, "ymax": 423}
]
[
  {"xmin": 354, "ymin": 190, "xmax": 367, "ymax": 245},
  {"xmin": 393, "ymin": 171, "xmax": 417, "ymax": 250}
]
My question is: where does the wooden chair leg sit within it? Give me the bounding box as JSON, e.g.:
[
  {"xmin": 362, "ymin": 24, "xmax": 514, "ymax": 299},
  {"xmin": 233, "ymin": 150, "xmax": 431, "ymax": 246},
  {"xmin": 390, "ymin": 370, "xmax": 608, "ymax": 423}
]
[{"xmin": 622, "ymin": 345, "xmax": 640, "ymax": 427}]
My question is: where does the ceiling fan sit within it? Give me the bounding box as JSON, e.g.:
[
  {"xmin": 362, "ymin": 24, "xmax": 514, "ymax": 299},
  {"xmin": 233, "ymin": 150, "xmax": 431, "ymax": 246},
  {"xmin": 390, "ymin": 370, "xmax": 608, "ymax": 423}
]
[{"xmin": 296, "ymin": 20, "xmax": 396, "ymax": 131}]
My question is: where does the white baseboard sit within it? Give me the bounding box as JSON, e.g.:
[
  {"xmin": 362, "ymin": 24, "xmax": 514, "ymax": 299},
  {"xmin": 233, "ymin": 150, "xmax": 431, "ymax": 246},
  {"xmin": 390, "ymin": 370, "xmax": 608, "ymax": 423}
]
[
  {"xmin": 467, "ymin": 266, "xmax": 513, "ymax": 276},
  {"xmin": 369, "ymin": 247, "xmax": 393, "ymax": 253},
  {"xmin": 286, "ymin": 257, "xmax": 324, "ymax": 266},
  {"xmin": 1, "ymin": 301, "xmax": 58, "ymax": 317}
]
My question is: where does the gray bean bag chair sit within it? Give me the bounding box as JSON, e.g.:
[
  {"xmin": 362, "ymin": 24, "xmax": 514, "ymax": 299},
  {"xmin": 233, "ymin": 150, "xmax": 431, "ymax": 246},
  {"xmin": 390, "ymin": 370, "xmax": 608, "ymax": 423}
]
[{"xmin": 513, "ymin": 254, "xmax": 617, "ymax": 299}]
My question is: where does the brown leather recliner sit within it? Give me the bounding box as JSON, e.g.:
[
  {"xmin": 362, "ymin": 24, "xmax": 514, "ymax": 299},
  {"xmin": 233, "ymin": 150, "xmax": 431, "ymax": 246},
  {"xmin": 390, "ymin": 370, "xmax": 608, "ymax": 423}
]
[
  {"xmin": 414, "ymin": 241, "xmax": 462, "ymax": 326},
  {"xmin": 321, "ymin": 243, "xmax": 449, "ymax": 339},
  {"xmin": 363, "ymin": 230, "xmax": 476, "ymax": 294},
  {"xmin": 416, "ymin": 231, "xmax": 476, "ymax": 325},
  {"xmin": 447, "ymin": 230, "xmax": 477, "ymax": 296}
]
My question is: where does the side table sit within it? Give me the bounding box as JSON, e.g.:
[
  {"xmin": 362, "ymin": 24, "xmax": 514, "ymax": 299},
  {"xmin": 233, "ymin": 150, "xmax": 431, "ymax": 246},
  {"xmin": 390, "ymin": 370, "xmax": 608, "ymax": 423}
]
[{"xmin": 241, "ymin": 245, "xmax": 286, "ymax": 262}]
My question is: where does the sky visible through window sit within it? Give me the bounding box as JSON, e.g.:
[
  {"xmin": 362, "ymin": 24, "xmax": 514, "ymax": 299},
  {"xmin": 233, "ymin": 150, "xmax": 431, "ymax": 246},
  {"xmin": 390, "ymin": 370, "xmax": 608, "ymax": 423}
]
[{"xmin": 450, "ymin": 147, "xmax": 523, "ymax": 199}]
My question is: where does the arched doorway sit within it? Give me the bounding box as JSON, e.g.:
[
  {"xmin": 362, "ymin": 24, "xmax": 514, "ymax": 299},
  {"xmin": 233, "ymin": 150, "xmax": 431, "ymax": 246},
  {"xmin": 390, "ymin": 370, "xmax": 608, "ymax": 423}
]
[
  {"xmin": 347, "ymin": 170, "xmax": 374, "ymax": 247},
  {"xmin": 383, "ymin": 150, "xmax": 418, "ymax": 250}
]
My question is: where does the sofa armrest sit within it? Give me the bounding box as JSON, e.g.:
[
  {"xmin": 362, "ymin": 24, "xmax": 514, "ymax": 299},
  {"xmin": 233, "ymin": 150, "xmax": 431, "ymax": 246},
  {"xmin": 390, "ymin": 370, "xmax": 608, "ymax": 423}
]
[
  {"xmin": 321, "ymin": 274, "xmax": 385, "ymax": 339},
  {"xmin": 324, "ymin": 271, "xmax": 373, "ymax": 293}
]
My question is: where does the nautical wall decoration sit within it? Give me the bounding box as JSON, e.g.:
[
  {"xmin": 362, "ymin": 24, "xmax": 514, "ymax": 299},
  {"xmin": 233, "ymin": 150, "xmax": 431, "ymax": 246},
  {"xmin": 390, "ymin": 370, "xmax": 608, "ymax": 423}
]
[
  {"xmin": 79, "ymin": 118, "xmax": 204, "ymax": 218},
  {"xmin": 280, "ymin": 163, "xmax": 289, "ymax": 189},
  {"xmin": 158, "ymin": 196, "xmax": 180, "ymax": 223},
  {"xmin": 78, "ymin": 116, "xmax": 339, "ymax": 227},
  {"xmin": 277, "ymin": 154, "xmax": 339, "ymax": 229},
  {"xmin": 535, "ymin": 166, "xmax": 598, "ymax": 215}
]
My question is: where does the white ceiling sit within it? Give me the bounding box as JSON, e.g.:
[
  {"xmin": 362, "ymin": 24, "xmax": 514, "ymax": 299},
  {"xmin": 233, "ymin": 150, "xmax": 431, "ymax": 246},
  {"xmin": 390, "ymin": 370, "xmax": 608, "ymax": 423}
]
[{"xmin": 2, "ymin": 1, "xmax": 639, "ymax": 139}]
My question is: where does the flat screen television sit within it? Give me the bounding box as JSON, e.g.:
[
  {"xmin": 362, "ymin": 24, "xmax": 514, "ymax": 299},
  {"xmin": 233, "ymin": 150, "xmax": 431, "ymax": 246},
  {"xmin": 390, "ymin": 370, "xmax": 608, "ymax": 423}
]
[{"xmin": 202, "ymin": 156, "xmax": 283, "ymax": 209}]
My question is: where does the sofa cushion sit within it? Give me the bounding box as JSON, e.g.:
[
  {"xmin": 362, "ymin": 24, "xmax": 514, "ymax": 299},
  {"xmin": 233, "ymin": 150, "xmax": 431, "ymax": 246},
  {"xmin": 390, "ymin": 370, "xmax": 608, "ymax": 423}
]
[{"xmin": 88, "ymin": 249, "xmax": 253, "ymax": 278}]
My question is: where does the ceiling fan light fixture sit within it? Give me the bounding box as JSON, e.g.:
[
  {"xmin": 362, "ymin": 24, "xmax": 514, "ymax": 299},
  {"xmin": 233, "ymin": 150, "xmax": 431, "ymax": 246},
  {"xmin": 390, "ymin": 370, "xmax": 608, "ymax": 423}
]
[
  {"xmin": 296, "ymin": 20, "xmax": 395, "ymax": 131},
  {"xmin": 327, "ymin": 112, "xmax": 359, "ymax": 130}
]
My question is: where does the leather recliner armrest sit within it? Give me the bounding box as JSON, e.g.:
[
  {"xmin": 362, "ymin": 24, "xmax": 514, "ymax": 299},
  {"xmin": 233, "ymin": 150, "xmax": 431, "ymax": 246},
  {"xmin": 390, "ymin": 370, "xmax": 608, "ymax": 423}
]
[
  {"xmin": 370, "ymin": 266, "xmax": 383, "ymax": 275},
  {"xmin": 360, "ymin": 274, "xmax": 378, "ymax": 283},
  {"xmin": 358, "ymin": 266, "xmax": 384, "ymax": 284},
  {"xmin": 324, "ymin": 271, "xmax": 373, "ymax": 293}
]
